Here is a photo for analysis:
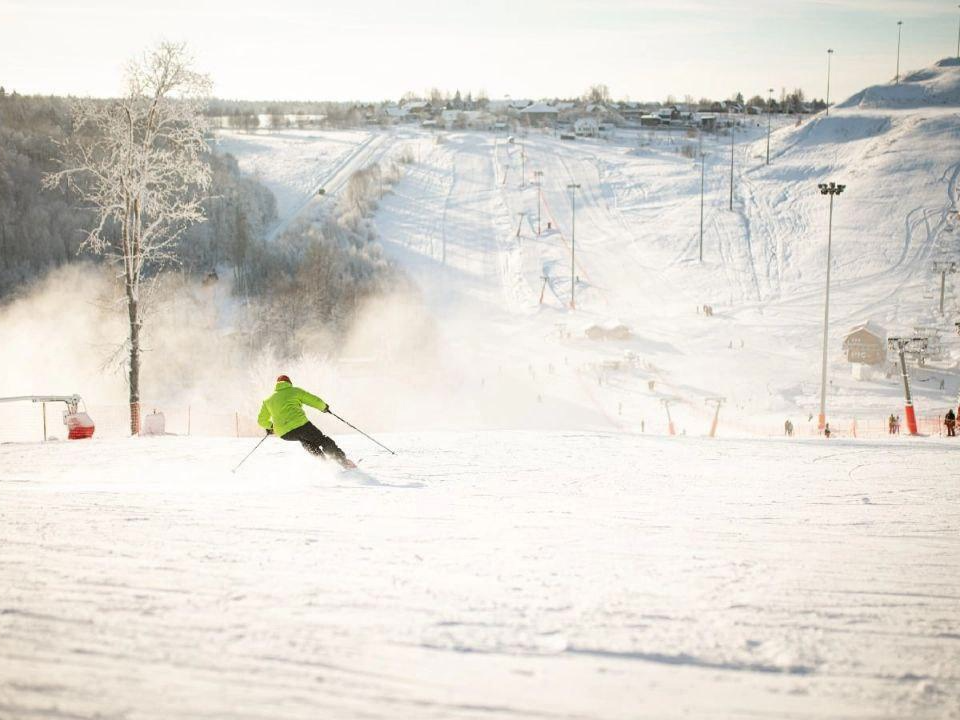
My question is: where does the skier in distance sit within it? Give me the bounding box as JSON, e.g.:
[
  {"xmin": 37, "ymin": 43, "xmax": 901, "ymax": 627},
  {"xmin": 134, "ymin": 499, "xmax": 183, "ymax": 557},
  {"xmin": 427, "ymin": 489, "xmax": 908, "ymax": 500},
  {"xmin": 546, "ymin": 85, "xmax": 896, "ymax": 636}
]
[{"xmin": 257, "ymin": 375, "xmax": 356, "ymax": 469}]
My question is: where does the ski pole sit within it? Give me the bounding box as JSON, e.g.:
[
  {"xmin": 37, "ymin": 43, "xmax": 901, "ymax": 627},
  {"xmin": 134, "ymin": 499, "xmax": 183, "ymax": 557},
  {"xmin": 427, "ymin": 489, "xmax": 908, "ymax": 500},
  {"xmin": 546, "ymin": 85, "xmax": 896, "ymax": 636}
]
[
  {"xmin": 327, "ymin": 410, "xmax": 396, "ymax": 455},
  {"xmin": 232, "ymin": 433, "xmax": 269, "ymax": 473}
]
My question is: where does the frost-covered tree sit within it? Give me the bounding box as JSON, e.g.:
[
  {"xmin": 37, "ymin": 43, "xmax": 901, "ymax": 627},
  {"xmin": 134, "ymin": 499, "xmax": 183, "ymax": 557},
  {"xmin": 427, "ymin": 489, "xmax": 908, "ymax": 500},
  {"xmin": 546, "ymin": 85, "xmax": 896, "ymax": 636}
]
[
  {"xmin": 44, "ymin": 42, "xmax": 211, "ymax": 434},
  {"xmin": 585, "ymin": 84, "xmax": 610, "ymax": 103}
]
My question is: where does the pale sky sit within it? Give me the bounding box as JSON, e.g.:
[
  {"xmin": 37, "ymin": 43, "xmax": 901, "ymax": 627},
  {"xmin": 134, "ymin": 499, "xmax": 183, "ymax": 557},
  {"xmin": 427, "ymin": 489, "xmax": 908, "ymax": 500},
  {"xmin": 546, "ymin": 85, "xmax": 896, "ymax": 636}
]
[{"xmin": 0, "ymin": 0, "xmax": 954, "ymax": 103}]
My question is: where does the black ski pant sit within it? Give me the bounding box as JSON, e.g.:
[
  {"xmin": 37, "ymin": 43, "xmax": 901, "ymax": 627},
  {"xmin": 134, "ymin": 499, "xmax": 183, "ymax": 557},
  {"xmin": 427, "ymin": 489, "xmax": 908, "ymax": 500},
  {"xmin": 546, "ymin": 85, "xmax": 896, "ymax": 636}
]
[{"xmin": 281, "ymin": 422, "xmax": 346, "ymax": 461}]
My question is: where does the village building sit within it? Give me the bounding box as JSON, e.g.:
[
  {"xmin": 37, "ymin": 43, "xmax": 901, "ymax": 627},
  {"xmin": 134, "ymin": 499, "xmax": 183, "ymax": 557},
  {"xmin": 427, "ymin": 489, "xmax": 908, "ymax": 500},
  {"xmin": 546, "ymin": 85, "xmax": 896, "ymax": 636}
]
[
  {"xmin": 574, "ymin": 117, "xmax": 600, "ymax": 137},
  {"xmin": 520, "ymin": 102, "xmax": 560, "ymax": 125},
  {"xmin": 843, "ymin": 322, "xmax": 888, "ymax": 365}
]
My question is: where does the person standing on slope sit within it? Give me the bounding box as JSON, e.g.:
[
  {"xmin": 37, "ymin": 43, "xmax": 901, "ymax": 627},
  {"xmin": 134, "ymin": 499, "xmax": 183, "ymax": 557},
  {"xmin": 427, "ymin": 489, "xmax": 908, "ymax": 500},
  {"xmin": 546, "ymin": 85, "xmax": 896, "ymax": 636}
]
[
  {"xmin": 945, "ymin": 408, "xmax": 957, "ymax": 438},
  {"xmin": 257, "ymin": 375, "xmax": 356, "ymax": 469}
]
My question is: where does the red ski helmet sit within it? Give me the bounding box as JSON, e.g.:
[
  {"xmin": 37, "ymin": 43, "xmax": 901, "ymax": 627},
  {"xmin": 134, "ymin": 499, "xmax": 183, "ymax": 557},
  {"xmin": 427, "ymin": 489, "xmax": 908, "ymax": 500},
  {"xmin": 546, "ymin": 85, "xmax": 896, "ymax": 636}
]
[{"xmin": 276, "ymin": 374, "xmax": 291, "ymax": 384}]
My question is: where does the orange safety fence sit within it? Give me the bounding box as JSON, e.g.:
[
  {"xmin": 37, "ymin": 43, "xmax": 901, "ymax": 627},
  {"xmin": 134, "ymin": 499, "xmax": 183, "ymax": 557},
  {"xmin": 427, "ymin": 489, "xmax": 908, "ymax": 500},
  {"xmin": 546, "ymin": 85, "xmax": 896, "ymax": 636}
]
[{"xmin": 0, "ymin": 400, "xmax": 955, "ymax": 443}]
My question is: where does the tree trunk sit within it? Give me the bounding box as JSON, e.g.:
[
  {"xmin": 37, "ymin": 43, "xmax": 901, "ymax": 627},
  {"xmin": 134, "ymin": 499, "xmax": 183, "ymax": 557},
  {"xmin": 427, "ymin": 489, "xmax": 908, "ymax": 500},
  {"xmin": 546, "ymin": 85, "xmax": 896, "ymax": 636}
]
[{"xmin": 127, "ymin": 282, "xmax": 142, "ymax": 436}]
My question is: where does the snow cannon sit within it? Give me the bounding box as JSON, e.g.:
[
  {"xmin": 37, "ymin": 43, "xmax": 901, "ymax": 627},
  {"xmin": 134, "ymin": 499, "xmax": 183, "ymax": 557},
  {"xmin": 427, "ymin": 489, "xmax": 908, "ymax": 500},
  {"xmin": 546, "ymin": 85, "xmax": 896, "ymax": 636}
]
[
  {"xmin": 64, "ymin": 404, "xmax": 96, "ymax": 440},
  {"xmin": 0, "ymin": 394, "xmax": 95, "ymax": 441}
]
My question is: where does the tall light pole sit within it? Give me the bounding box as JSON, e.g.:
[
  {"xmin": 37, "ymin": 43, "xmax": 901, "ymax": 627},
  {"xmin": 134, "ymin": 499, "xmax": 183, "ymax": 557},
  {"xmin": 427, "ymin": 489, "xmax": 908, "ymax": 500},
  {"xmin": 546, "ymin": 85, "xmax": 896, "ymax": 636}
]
[
  {"xmin": 699, "ymin": 150, "xmax": 707, "ymax": 262},
  {"xmin": 567, "ymin": 183, "xmax": 580, "ymax": 309},
  {"xmin": 533, "ymin": 170, "xmax": 544, "ymax": 235},
  {"xmin": 728, "ymin": 120, "xmax": 735, "ymax": 211},
  {"xmin": 826, "ymin": 49, "xmax": 834, "ymax": 116},
  {"xmin": 956, "ymin": 4, "xmax": 960, "ymax": 59},
  {"xmin": 896, "ymin": 21, "xmax": 903, "ymax": 85},
  {"xmin": 817, "ymin": 181, "xmax": 845, "ymax": 432},
  {"xmin": 765, "ymin": 87, "xmax": 774, "ymax": 165}
]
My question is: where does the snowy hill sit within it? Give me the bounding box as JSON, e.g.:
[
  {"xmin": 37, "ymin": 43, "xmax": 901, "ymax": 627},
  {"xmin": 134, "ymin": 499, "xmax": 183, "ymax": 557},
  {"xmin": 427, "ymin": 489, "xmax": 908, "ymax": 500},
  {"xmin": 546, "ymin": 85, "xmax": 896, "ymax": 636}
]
[
  {"xmin": 838, "ymin": 57, "xmax": 960, "ymax": 109},
  {"xmin": 150, "ymin": 61, "xmax": 960, "ymax": 443}
]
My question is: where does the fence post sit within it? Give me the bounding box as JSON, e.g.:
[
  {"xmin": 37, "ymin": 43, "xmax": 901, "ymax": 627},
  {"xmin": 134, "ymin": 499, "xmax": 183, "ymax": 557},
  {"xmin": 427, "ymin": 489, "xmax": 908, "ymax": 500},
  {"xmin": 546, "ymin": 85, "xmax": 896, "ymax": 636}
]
[
  {"xmin": 42, "ymin": 402, "xmax": 47, "ymax": 442},
  {"xmin": 187, "ymin": 405, "xmax": 191, "ymax": 436},
  {"xmin": 235, "ymin": 412, "xmax": 240, "ymax": 438}
]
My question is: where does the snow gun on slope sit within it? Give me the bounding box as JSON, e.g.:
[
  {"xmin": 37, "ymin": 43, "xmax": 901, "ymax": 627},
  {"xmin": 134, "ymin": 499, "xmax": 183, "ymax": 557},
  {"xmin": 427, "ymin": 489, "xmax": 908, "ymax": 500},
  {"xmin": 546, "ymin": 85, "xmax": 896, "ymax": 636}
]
[{"xmin": 0, "ymin": 394, "xmax": 95, "ymax": 440}]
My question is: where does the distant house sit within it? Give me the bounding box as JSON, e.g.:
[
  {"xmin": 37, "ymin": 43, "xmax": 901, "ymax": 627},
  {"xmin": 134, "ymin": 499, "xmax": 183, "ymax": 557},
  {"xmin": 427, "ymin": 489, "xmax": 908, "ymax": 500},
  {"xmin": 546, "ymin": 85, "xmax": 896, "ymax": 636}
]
[
  {"xmin": 379, "ymin": 104, "xmax": 410, "ymax": 123},
  {"xmin": 640, "ymin": 114, "xmax": 662, "ymax": 127},
  {"xmin": 440, "ymin": 109, "xmax": 494, "ymax": 130},
  {"xmin": 698, "ymin": 113, "xmax": 718, "ymax": 130},
  {"xmin": 574, "ymin": 117, "xmax": 599, "ymax": 137},
  {"xmin": 584, "ymin": 103, "xmax": 611, "ymax": 114},
  {"xmin": 402, "ymin": 100, "xmax": 434, "ymax": 119},
  {"xmin": 618, "ymin": 102, "xmax": 645, "ymax": 121},
  {"xmin": 520, "ymin": 102, "xmax": 559, "ymax": 125},
  {"xmin": 843, "ymin": 322, "xmax": 887, "ymax": 365}
]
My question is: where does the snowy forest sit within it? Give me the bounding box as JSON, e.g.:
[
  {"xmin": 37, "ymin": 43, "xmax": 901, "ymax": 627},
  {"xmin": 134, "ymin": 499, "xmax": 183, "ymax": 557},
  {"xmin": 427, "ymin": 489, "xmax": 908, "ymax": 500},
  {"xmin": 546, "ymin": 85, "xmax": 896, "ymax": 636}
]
[{"xmin": 0, "ymin": 88, "xmax": 401, "ymax": 355}]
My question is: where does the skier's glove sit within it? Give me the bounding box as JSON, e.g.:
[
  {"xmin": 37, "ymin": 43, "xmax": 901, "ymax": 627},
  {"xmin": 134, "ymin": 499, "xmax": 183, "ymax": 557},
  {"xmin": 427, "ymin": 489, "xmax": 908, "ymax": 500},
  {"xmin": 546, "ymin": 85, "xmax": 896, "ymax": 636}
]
[{"xmin": 265, "ymin": 427, "xmax": 274, "ymax": 435}]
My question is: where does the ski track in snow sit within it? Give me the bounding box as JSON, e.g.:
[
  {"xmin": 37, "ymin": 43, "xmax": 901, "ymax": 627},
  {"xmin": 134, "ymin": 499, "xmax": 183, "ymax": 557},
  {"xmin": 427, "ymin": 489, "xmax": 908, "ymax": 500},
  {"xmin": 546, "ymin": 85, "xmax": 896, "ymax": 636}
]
[{"xmin": 1, "ymin": 433, "xmax": 959, "ymax": 719}]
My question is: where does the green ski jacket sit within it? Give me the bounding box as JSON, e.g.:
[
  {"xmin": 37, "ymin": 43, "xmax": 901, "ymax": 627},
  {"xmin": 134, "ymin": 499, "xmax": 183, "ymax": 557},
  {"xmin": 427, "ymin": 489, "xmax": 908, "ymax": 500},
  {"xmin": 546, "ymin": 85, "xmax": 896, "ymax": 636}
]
[{"xmin": 257, "ymin": 380, "xmax": 329, "ymax": 437}]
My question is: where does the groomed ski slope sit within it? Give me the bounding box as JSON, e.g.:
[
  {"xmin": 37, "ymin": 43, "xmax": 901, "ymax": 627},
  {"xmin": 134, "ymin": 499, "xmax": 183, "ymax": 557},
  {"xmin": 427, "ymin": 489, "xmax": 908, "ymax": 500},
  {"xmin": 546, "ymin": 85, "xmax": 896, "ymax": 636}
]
[
  {"xmin": 1, "ymin": 433, "xmax": 958, "ymax": 719},
  {"xmin": 367, "ymin": 61, "xmax": 960, "ymax": 438},
  {"xmin": 212, "ymin": 59, "xmax": 960, "ymax": 439}
]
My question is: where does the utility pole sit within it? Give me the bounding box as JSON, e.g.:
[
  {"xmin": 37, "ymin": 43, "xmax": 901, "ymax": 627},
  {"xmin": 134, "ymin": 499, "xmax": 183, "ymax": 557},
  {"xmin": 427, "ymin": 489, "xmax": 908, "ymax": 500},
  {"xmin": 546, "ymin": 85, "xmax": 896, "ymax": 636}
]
[
  {"xmin": 817, "ymin": 181, "xmax": 845, "ymax": 432},
  {"xmin": 957, "ymin": 4, "xmax": 960, "ymax": 59},
  {"xmin": 933, "ymin": 261, "xmax": 958, "ymax": 315},
  {"xmin": 728, "ymin": 120, "xmax": 735, "ymax": 211},
  {"xmin": 826, "ymin": 49, "xmax": 834, "ymax": 116},
  {"xmin": 520, "ymin": 139, "xmax": 526, "ymax": 188},
  {"xmin": 533, "ymin": 170, "xmax": 544, "ymax": 235},
  {"xmin": 888, "ymin": 337, "xmax": 922, "ymax": 435},
  {"xmin": 699, "ymin": 150, "xmax": 707, "ymax": 262},
  {"xmin": 896, "ymin": 21, "xmax": 903, "ymax": 85},
  {"xmin": 567, "ymin": 183, "xmax": 580, "ymax": 309},
  {"xmin": 766, "ymin": 87, "xmax": 774, "ymax": 165}
]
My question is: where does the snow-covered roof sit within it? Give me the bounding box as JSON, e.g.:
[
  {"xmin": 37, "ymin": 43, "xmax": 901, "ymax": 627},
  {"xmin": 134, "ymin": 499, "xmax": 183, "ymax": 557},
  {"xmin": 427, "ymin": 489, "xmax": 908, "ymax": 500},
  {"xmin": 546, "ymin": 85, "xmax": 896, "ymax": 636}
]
[
  {"xmin": 845, "ymin": 321, "xmax": 887, "ymax": 341},
  {"xmin": 521, "ymin": 102, "xmax": 559, "ymax": 114}
]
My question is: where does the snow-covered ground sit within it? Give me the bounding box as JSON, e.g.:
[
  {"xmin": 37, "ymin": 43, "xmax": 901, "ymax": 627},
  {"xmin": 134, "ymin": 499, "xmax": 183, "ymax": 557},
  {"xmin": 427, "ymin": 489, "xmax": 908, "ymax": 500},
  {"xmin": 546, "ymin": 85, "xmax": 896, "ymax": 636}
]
[
  {"xmin": 2, "ymin": 432, "xmax": 958, "ymax": 719},
  {"xmin": 4, "ymin": 60, "xmax": 960, "ymax": 720}
]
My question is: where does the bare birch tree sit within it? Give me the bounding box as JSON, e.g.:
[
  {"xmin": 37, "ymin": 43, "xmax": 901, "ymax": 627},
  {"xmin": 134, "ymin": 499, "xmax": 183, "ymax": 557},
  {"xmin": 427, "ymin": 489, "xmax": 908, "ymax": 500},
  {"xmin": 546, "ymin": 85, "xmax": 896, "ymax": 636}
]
[{"xmin": 45, "ymin": 42, "xmax": 212, "ymax": 434}]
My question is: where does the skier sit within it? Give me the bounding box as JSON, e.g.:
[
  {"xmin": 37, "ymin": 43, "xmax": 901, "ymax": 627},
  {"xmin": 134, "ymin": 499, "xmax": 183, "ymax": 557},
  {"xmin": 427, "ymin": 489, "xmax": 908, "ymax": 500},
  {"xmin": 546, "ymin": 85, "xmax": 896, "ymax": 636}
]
[
  {"xmin": 257, "ymin": 375, "xmax": 356, "ymax": 469},
  {"xmin": 945, "ymin": 408, "xmax": 957, "ymax": 438},
  {"xmin": 823, "ymin": 422, "xmax": 831, "ymax": 439},
  {"xmin": 784, "ymin": 419, "xmax": 793, "ymax": 437},
  {"xmin": 888, "ymin": 414, "xmax": 896, "ymax": 435}
]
